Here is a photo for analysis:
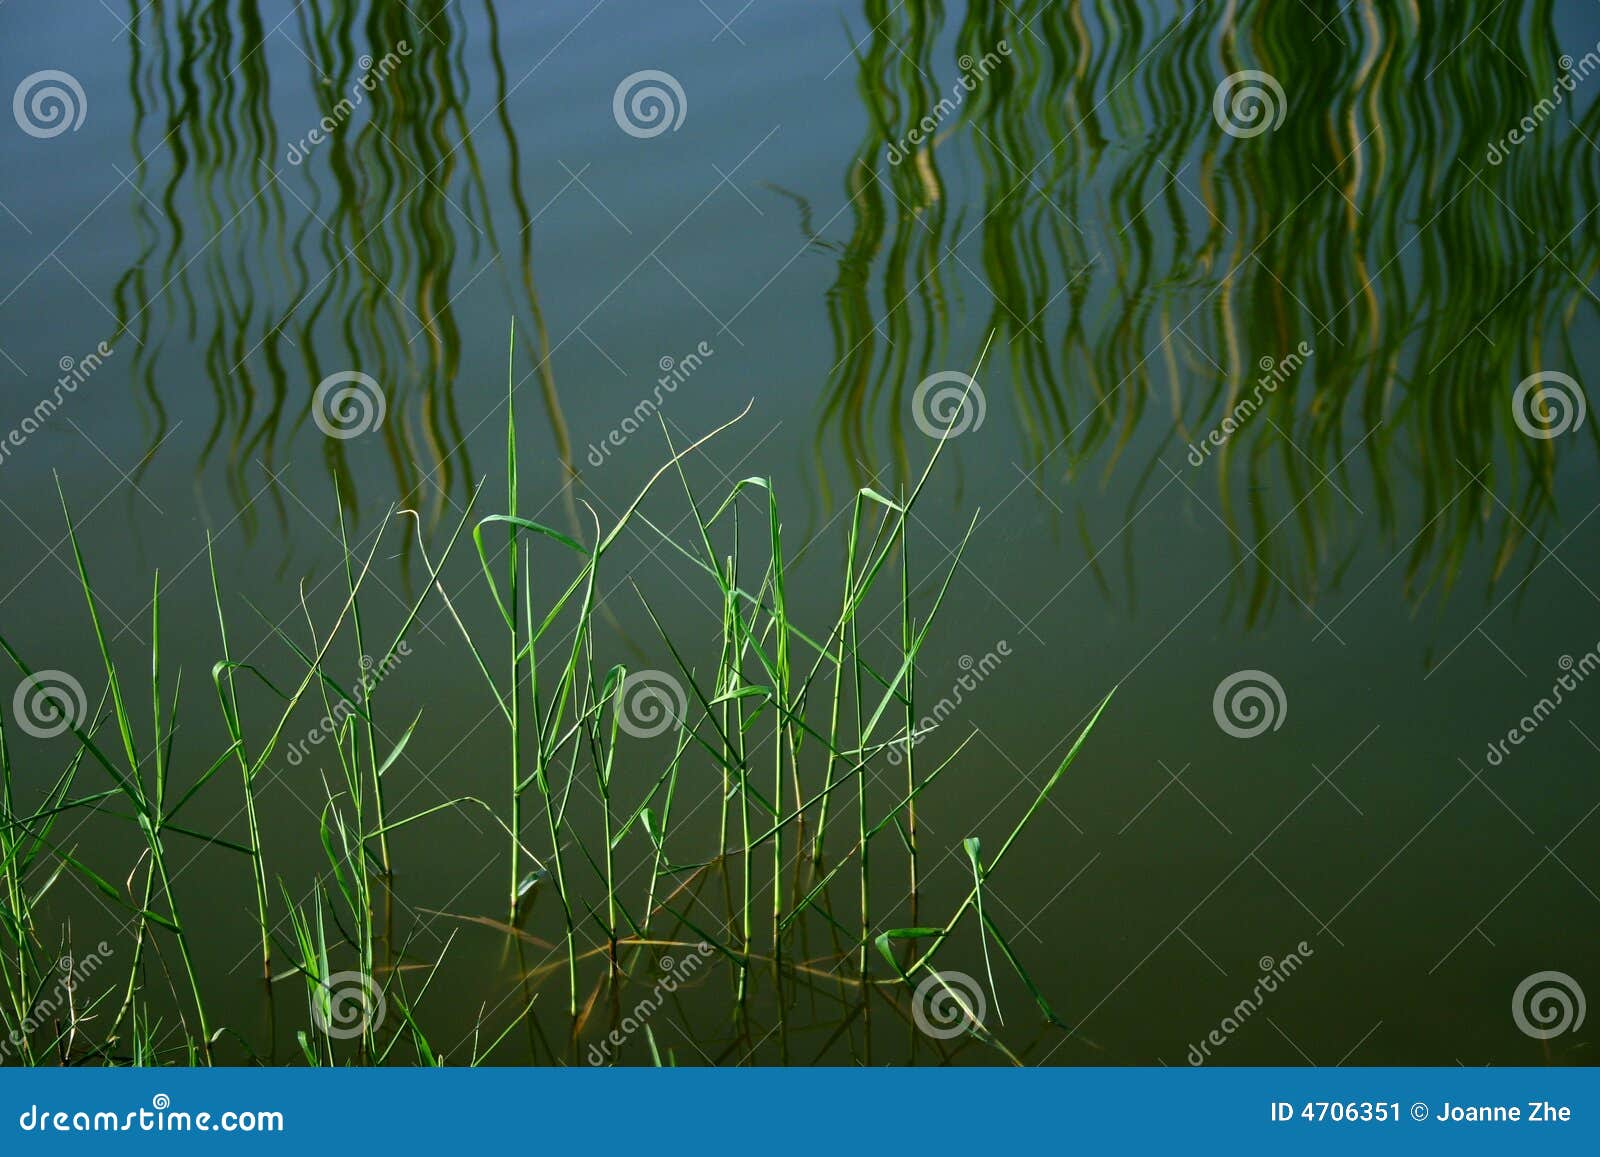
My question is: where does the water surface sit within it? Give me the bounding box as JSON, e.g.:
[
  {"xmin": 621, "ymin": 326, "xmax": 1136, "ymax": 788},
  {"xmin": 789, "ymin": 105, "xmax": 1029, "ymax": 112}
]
[{"xmin": 0, "ymin": 0, "xmax": 1597, "ymax": 1065}]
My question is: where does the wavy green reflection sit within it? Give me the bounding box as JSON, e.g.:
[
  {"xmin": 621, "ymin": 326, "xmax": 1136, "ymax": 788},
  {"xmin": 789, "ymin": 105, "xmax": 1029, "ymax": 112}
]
[{"xmin": 813, "ymin": 0, "xmax": 1600, "ymax": 623}]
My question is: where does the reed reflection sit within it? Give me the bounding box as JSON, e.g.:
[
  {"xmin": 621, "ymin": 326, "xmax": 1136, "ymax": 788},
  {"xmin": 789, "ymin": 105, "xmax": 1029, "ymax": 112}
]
[
  {"xmin": 814, "ymin": 0, "xmax": 1600, "ymax": 624},
  {"xmin": 97, "ymin": 0, "xmax": 1600, "ymax": 624},
  {"xmin": 108, "ymin": 0, "xmax": 573, "ymax": 558}
]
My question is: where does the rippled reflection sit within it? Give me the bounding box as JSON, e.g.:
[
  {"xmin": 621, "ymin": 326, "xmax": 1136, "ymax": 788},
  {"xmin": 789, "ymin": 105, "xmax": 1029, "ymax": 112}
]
[
  {"xmin": 814, "ymin": 0, "xmax": 1600, "ymax": 623},
  {"xmin": 109, "ymin": 0, "xmax": 572, "ymax": 553},
  {"xmin": 103, "ymin": 0, "xmax": 1599, "ymax": 622}
]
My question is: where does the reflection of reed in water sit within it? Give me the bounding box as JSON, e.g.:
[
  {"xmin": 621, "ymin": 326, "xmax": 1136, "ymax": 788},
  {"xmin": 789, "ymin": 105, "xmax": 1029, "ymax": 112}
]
[
  {"xmin": 108, "ymin": 0, "xmax": 572, "ymax": 551},
  {"xmin": 813, "ymin": 0, "xmax": 1600, "ymax": 622},
  {"xmin": 815, "ymin": 0, "xmax": 956, "ymax": 511}
]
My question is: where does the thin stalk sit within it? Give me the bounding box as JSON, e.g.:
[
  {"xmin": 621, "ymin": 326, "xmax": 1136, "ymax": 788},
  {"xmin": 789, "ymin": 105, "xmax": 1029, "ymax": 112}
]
[
  {"xmin": 600, "ymin": 680, "xmax": 620, "ymax": 971},
  {"xmin": 900, "ymin": 513, "xmax": 918, "ymax": 913},
  {"xmin": 506, "ymin": 322, "xmax": 522, "ymax": 925},
  {"xmin": 207, "ymin": 536, "xmax": 271, "ymax": 978},
  {"xmin": 852, "ymin": 606, "xmax": 868, "ymax": 980},
  {"xmin": 337, "ymin": 504, "xmax": 390, "ymax": 879}
]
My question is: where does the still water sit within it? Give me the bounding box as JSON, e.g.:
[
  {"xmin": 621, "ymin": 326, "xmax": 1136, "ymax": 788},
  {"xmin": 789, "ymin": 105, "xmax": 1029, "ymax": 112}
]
[{"xmin": 0, "ymin": 0, "xmax": 1597, "ymax": 1065}]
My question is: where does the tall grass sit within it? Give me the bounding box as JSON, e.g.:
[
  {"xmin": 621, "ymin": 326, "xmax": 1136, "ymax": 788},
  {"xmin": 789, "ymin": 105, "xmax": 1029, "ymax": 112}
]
[{"xmin": 0, "ymin": 333, "xmax": 1110, "ymax": 1065}]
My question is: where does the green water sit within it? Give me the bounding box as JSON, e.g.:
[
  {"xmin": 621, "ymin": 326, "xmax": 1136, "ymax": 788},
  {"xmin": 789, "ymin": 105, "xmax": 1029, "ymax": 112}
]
[{"xmin": 0, "ymin": 0, "xmax": 1596, "ymax": 1065}]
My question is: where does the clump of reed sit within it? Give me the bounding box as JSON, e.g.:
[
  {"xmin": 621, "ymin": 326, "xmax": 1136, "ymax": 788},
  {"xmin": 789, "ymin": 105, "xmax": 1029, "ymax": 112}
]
[{"xmin": 0, "ymin": 332, "xmax": 1109, "ymax": 1065}]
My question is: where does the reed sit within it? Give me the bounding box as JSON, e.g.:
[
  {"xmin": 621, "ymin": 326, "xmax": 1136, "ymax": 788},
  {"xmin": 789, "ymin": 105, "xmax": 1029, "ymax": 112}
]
[{"xmin": 0, "ymin": 332, "xmax": 1109, "ymax": 1065}]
